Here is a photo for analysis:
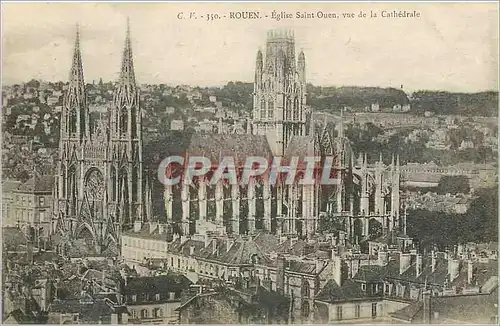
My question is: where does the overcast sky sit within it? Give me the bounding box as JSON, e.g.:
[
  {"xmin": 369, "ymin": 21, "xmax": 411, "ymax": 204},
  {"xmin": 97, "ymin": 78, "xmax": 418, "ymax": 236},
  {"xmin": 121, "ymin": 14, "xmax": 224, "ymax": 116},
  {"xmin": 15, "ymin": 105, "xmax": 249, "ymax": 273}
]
[{"xmin": 2, "ymin": 2, "xmax": 498, "ymax": 92}]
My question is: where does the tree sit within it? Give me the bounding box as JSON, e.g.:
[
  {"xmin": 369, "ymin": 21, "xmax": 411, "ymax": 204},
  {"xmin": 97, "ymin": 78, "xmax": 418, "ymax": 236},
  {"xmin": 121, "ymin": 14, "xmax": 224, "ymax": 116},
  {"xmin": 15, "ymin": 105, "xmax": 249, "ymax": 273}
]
[
  {"xmin": 436, "ymin": 175, "xmax": 470, "ymax": 195},
  {"xmin": 407, "ymin": 187, "xmax": 498, "ymax": 250}
]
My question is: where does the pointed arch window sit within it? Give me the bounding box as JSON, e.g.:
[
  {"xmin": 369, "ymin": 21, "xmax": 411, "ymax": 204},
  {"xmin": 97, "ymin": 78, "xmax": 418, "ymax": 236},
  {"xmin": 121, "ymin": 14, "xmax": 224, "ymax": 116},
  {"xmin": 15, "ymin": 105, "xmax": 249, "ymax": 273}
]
[
  {"xmin": 68, "ymin": 165, "xmax": 77, "ymax": 216},
  {"xmin": 61, "ymin": 166, "xmax": 67, "ymax": 197},
  {"xmin": 293, "ymin": 97, "xmax": 299, "ymax": 120},
  {"xmin": 268, "ymin": 101, "xmax": 274, "ymax": 119},
  {"xmin": 131, "ymin": 106, "xmax": 137, "ymax": 138},
  {"xmin": 260, "ymin": 99, "xmax": 266, "ymax": 120},
  {"xmin": 120, "ymin": 107, "xmax": 128, "ymax": 135},
  {"xmin": 110, "ymin": 167, "xmax": 117, "ymax": 201},
  {"xmin": 69, "ymin": 108, "xmax": 77, "ymax": 134}
]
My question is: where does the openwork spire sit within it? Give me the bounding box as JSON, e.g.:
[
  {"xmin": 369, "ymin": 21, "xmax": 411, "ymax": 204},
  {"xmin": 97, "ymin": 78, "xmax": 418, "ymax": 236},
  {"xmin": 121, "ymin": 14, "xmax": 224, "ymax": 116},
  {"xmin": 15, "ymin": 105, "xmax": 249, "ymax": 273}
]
[
  {"xmin": 119, "ymin": 18, "xmax": 136, "ymax": 86},
  {"xmin": 69, "ymin": 24, "xmax": 85, "ymax": 88},
  {"xmin": 62, "ymin": 24, "xmax": 87, "ymax": 140}
]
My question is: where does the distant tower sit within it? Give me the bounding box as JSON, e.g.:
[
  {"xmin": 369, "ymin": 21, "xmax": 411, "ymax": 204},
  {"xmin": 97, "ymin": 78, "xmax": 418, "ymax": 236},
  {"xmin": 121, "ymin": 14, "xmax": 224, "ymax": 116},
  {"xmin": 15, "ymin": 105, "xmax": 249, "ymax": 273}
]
[
  {"xmin": 252, "ymin": 29, "xmax": 307, "ymax": 155},
  {"xmin": 52, "ymin": 22, "xmax": 148, "ymax": 254}
]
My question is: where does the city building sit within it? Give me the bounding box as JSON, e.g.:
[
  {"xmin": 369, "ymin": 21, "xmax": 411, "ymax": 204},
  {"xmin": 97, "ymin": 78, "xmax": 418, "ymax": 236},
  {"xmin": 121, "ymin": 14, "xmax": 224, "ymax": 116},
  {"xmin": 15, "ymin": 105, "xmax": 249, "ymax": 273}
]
[
  {"xmin": 3, "ymin": 175, "xmax": 53, "ymax": 238},
  {"xmin": 123, "ymin": 275, "xmax": 191, "ymax": 324},
  {"xmin": 170, "ymin": 119, "xmax": 184, "ymax": 131}
]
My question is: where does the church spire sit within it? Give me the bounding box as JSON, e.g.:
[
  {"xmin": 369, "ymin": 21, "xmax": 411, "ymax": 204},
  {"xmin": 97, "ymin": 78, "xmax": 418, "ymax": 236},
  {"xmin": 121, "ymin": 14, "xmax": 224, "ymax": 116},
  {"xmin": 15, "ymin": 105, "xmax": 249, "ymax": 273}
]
[
  {"xmin": 112, "ymin": 19, "xmax": 141, "ymax": 139},
  {"xmin": 62, "ymin": 24, "xmax": 88, "ymax": 140},
  {"xmin": 298, "ymin": 50, "xmax": 306, "ymax": 83},
  {"xmin": 69, "ymin": 24, "xmax": 85, "ymax": 91},
  {"xmin": 119, "ymin": 17, "xmax": 136, "ymax": 86}
]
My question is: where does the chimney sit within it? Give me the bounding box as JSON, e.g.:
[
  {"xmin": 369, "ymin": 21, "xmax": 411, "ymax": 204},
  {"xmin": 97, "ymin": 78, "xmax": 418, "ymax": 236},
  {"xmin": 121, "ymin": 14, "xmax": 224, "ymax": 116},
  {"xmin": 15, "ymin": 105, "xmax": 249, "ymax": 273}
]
[
  {"xmin": 422, "ymin": 291, "xmax": 431, "ymax": 324},
  {"xmin": 416, "ymin": 254, "xmax": 423, "ymax": 277},
  {"xmin": 133, "ymin": 220, "xmax": 142, "ymax": 232},
  {"xmin": 431, "ymin": 251, "xmax": 437, "ymax": 273},
  {"xmin": 289, "ymin": 236, "xmax": 297, "ymax": 249},
  {"xmin": 158, "ymin": 224, "xmax": 167, "ymax": 234},
  {"xmin": 330, "ymin": 255, "xmax": 343, "ymax": 286},
  {"xmin": 378, "ymin": 250, "xmax": 388, "ymax": 265},
  {"xmin": 122, "ymin": 312, "xmax": 129, "ymax": 324},
  {"xmin": 276, "ymin": 256, "xmax": 286, "ymax": 294},
  {"xmin": 27, "ymin": 240, "xmax": 34, "ymax": 264},
  {"xmin": 467, "ymin": 260, "xmax": 473, "ymax": 284},
  {"xmin": 338, "ymin": 231, "xmax": 346, "ymax": 246},
  {"xmin": 457, "ymin": 244, "xmax": 464, "ymax": 256},
  {"xmin": 316, "ymin": 260, "xmax": 324, "ymax": 274},
  {"xmin": 399, "ymin": 252, "xmax": 411, "ymax": 275},
  {"xmin": 180, "ymin": 235, "xmax": 188, "ymax": 245},
  {"xmin": 204, "ymin": 234, "xmax": 210, "ymax": 248},
  {"xmin": 111, "ymin": 313, "xmax": 118, "ymax": 324},
  {"xmin": 149, "ymin": 221, "xmax": 158, "ymax": 234},
  {"xmin": 212, "ymin": 239, "xmax": 218, "ymax": 255},
  {"xmin": 226, "ymin": 237, "xmax": 234, "ymax": 252},
  {"xmin": 189, "ymin": 246, "xmax": 195, "ymax": 256},
  {"xmin": 448, "ymin": 258, "xmax": 460, "ymax": 283}
]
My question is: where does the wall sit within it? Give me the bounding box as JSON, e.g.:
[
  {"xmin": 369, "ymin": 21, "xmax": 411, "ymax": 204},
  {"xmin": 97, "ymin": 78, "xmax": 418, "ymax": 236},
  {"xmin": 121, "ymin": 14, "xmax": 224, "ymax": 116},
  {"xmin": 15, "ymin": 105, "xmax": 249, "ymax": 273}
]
[
  {"xmin": 121, "ymin": 235, "xmax": 168, "ymax": 264},
  {"xmin": 127, "ymin": 301, "xmax": 181, "ymax": 324}
]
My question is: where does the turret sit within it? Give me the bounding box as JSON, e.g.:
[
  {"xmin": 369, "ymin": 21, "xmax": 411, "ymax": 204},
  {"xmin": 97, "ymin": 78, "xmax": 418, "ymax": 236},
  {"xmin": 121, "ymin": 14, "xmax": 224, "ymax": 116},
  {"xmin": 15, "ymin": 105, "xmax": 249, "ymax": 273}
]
[
  {"xmin": 298, "ymin": 50, "xmax": 306, "ymax": 84},
  {"xmin": 254, "ymin": 49, "xmax": 263, "ymax": 92}
]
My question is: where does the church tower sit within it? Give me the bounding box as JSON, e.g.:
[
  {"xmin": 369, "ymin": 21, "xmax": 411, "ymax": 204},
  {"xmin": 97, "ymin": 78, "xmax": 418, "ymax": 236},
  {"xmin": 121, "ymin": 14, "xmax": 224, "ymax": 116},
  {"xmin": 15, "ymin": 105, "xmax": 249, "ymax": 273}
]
[
  {"xmin": 52, "ymin": 23, "xmax": 147, "ymax": 254},
  {"xmin": 109, "ymin": 19, "xmax": 145, "ymax": 228},
  {"xmin": 252, "ymin": 29, "xmax": 307, "ymax": 155},
  {"xmin": 53, "ymin": 25, "xmax": 89, "ymax": 239}
]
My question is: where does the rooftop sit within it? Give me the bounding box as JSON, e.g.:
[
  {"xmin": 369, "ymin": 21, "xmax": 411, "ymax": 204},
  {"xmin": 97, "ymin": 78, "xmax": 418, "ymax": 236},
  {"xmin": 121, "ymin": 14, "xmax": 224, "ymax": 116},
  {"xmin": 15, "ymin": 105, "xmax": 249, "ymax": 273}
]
[{"xmin": 16, "ymin": 175, "xmax": 54, "ymax": 193}]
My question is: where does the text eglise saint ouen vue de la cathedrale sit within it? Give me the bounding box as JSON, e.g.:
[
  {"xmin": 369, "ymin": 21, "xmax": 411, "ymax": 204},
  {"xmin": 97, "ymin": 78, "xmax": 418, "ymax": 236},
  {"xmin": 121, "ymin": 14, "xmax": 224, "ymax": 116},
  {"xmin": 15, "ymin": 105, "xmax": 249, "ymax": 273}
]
[{"xmin": 2, "ymin": 13, "xmax": 499, "ymax": 326}]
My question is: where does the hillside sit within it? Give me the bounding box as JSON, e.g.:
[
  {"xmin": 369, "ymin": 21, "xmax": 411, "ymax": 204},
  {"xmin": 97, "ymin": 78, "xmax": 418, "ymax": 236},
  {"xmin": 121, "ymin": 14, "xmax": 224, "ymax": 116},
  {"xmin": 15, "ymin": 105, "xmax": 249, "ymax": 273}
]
[
  {"xmin": 410, "ymin": 90, "xmax": 498, "ymax": 116},
  {"xmin": 307, "ymin": 85, "xmax": 410, "ymax": 112}
]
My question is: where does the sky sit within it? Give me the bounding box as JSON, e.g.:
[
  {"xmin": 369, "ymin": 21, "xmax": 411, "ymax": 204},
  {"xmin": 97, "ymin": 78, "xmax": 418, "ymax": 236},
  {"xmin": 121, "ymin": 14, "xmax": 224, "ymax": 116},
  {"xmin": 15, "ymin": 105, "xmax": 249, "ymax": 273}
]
[{"xmin": 2, "ymin": 2, "xmax": 499, "ymax": 92}]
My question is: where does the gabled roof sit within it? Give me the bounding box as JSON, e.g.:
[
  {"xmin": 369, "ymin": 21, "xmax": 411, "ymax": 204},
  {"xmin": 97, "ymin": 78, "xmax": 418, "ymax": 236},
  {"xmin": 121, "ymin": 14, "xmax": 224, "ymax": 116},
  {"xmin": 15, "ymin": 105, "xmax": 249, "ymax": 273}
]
[
  {"xmin": 288, "ymin": 260, "xmax": 317, "ymax": 274},
  {"xmin": 353, "ymin": 265, "xmax": 387, "ymax": 283},
  {"xmin": 390, "ymin": 287, "xmax": 499, "ymax": 323},
  {"xmin": 275, "ymin": 238, "xmax": 310, "ymax": 256},
  {"xmin": 315, "ymin": 279, "xmax": 368, "ymax": 302},
  {"xmin": 3, "ymin": 308, "xmax": 39, "ymax": 324},
  {"xmin": 49, "ymin": 298, "xmax": 115, "ymax": 323},
  {"xmin": 199, "ymin": 236, "xmax": 268, "ymax": 266},
  {"xmin": 16, "ymin": 175, "xmax": 54, "ymax": 193},
  {"xmin": 169, "ymin": 233, "xmax": 278, "ymax": 267},
  {"xmin": 389, "ymin": 300, "xmax": 424, "ymax": 322},
  {"xmin": 2, "ymin": 180, "xmax": 22, "ymax": 193},
  {"xmin": 187, "ymin": 133, "xmax": 272, "ymax": 165},
  {"xmin": 122, "ymin": 274, "xmax": 192, "ymax": 295}
]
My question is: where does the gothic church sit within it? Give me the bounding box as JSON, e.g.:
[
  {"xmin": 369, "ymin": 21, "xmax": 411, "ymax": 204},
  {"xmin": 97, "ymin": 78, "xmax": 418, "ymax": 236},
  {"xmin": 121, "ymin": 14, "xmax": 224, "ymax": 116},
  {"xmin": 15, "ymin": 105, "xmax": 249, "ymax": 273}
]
[{"xmin": 52, "ymin": 23, "xmax": 152, "ymax": 254}]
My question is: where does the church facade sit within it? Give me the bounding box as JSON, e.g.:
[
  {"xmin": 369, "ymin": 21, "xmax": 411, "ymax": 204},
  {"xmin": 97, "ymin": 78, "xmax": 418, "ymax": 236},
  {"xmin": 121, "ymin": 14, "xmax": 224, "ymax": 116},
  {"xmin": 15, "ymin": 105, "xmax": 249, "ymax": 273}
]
[{"xmin": 52, "ymin": 24, "xmax": 152, "ymax": 254}]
